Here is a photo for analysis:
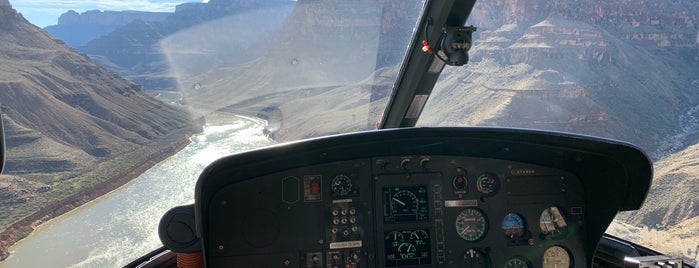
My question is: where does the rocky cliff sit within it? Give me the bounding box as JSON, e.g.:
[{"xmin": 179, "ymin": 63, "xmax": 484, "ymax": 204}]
[
  {"xmin": 56, "ymin": 9, "xmax": 170, "ymax": 26},
  {"xmin": 468, "ymin": 0, "xmax": 698, "ymax": 58},
  {"xmin": 0, "ymin": 2, "xmax": 197, "ymax": 256},
  {"xmin": 619, "ymin": 142, "xmax": 699, "ymax": 229},
  {"xmin": 420, "ymin": 0, "xmax": 699, "ymax": 157},
  {"xmin": 45, "ymin": 10, "xmax": 171, "ymax": 47}
]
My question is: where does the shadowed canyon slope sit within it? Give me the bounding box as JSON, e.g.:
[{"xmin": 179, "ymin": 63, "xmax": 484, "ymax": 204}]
[
  {"xmin": 0, "ymin": 4, "xmax": 192, "ymax": 171},
  {"xmin": 0, "ymin": 2, "xmax": 197, "ymax": 257}
]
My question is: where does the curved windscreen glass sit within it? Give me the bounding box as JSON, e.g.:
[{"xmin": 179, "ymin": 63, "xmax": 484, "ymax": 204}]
[
  {"xmin": 0, "ymin": 1, "xmax": 425, "ymax": 267},
  {"xmin": 164, "ymin": 1, "xmax": 425, "ymax": 141},
  {"xmin": 418, "ymin": 2, "xmax": 699, "ymax": 264}
]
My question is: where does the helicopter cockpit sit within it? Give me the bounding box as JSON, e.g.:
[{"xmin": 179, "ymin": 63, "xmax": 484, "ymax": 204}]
[
  {"xmin": 133, "ymin": 0, "xmax": 685, "ymax": 267},
  {"xmin": 2, "ymin": 0, "xmax": 698, "ymax": 267}
]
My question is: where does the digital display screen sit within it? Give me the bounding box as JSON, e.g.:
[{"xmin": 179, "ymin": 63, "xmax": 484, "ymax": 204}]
[
  {"xmin": 384, "ymin": 229, "xmax": 432, "ymax": 267},
  {"xmin": 383, "ymin": 185, "xmax": 429, "ymax": 223}
]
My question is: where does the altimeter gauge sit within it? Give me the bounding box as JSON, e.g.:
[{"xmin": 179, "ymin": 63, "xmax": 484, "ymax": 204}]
[{"xmin": 542, "ymin": 246, "xmax": 571, "ymax": 268}]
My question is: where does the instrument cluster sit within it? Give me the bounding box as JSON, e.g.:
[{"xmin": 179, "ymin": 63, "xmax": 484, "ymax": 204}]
[
  {"xmin": 372, "ymin": 155, "xmax": 586, "ymax": 268},
  {"xmin": 189, "ymin": 128, "xmax": 652, "ymax": 268},
  {"xmin": 196, "ymin": 154, "xmax": 587, "ymax": 267}
]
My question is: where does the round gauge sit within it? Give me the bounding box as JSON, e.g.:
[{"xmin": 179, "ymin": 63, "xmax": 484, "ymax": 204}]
[
  {"xmin": 504, "ymin": 256, "xmax": 531, "ymax": 268},
  {"xmin": 456, "ymin": 208, "xmax": 488, "ymax": 242},
  {"xmin": 501, "ymin": 213, "xmax": 526, "ymax": 240},
  {"xmin": 391, "ymin": 190, "xmax": 419, "ymax": 215},
  {"xmin": 331, "ymin": 174, "xmax": 352, "ymax": 196},
  {"xmin": 543, "ymin": 246, "xmax": 572, "ymax": 268},
  {"xmin": 539, "ymin": 206, "xmax": 569, "ymax": 238},
  {"xmin": 476, "ymin": 173, "xmax": 500, "ymax": 196},
  {"xmin": 464, "ymin": 248, "xmax": 490, "ymax": 268}
]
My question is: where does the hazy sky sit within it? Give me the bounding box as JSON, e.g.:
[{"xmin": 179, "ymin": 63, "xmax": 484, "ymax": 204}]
[{"xmin": 10, "ymin": 0, "xmax": 208, "ymax": 28}]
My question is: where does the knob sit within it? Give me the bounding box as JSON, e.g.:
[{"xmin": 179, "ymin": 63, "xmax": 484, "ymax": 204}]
[
  {"xmin": 376, "ymin": 159, "xmax": 393, "ymax": 172},
  {"xmin": 420, "ymin": 158, "xmax": 431, "ymax": 169},
  {"xmin": 400, "ymin": 159, "xmax": 412, "ymax": 170}
]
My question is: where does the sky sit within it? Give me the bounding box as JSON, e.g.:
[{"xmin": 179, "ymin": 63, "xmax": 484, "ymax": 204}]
[{"xmin": 10, "ymin": 0, "xmax": 208, "ymax": 28}]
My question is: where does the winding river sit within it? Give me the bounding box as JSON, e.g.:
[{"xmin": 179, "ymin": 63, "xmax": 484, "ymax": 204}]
[{"xmin": 0, "ymin": 114, "xmax": 274, "ymax": 268}]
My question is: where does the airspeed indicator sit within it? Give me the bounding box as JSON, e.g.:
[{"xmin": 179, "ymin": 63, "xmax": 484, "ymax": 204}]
[{"xmin": 455, "ymin": 208, "xmax": 488, "ymax": 242}]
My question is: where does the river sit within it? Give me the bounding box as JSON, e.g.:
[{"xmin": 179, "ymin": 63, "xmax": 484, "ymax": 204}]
[{"xmin": 0, "ymin": 114, "xmax": 275, "ymax": 268}]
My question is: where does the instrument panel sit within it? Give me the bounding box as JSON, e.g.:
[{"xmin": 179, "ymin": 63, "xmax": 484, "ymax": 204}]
[{"xmin": 191, "ymin": 128, "xmax": 652, "ymax": 268}]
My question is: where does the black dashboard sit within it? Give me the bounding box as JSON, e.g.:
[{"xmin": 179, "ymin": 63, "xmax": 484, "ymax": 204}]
[{"xmin": 160, "ymin": 127, "xmax": 652, "ymax": 268}]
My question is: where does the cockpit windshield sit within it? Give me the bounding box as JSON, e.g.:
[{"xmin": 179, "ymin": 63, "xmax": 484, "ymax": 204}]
[
  {"xmin": 164, "ymin": 1, "xmax": 425, "ymax": 141},
  {"xmin": 419, "ymin": 1, "xmax": 699, "ymax": 264},
  {"xmin": 1, "ymin": 1, "xmax": 427, "ymax": 267}
]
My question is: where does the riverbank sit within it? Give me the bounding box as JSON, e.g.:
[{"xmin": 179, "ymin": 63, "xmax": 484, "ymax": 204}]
[{"xmin": 0, "ymin": 125, "xmax": 201, "ymax": 262}]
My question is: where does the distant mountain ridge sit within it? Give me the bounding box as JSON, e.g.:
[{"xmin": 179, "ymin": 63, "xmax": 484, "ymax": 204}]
[
  {"xmin": 56, "ymin": 9, "xmax": 170, "ymax": 26},
  {"xmin": 45, "ymin": 9, "xmax": 171, "ymax": 47},
  {"xmin": 77, "ymin": 0, "xmax": 295, "ymax": 90}
]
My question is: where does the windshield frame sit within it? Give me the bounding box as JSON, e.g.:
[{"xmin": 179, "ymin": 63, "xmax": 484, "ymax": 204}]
[{"xmin": 379, "ymin": 0, "xmax": 477, "ymax": 129}]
